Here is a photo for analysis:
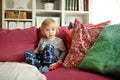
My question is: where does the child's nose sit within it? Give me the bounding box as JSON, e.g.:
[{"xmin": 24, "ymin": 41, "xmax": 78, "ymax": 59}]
[
  {"xmin": 49, "ymin": 30, "xmax": 52, "ymax": 34},
  {"xmin": 49, "ymin": 31, "xmax": 52, "ymax": 34}
]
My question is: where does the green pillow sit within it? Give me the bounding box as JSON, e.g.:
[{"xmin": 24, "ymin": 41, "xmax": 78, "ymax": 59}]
[{"xmin": 77, "ymin": 24, "xmax": 120, "ymax": 79}]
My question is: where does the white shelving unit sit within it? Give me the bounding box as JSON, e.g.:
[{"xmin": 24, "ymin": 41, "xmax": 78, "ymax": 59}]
[
  {"xmin": 2, "ymin": 0, "xmax": 33, "ymax": 29},
  {"xmin": 2, "ymin": 0, "xmax": 92, "ymax": 29}
]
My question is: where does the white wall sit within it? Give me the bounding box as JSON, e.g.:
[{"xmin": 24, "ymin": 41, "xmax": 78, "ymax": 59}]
[{"xmin": 91, "ymin": 0, "xmax": 120, "ymax": 24}]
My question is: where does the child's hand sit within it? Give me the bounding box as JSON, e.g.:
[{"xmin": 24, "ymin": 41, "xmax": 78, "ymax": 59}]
[
  {"xmin": 57, "ymin": 60, "xmax": 62, "ymax": 64},
  {"xmin": 49, "ymin": 63, "xmax": 57, "ymax": 71},
  {"xmin": 49, "ymin": 64, "xmax": 55, "ymax": 71}
]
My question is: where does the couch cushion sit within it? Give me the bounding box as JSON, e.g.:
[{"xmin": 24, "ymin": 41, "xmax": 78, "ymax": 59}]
[
  {"xmin": 0, "ymin": 27, "xmax": 38, "ymax": 62},
  {"xmin": 77, "ymin": 24, "xmax": 120, "ymax": 79},
  {"xmin": 44, "ymin": 67, "xmax": 114, "ymax": 80}
]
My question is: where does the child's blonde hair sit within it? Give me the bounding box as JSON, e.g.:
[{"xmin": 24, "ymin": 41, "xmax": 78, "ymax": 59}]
[{"xmin": 40, "ymin": 18, "xmax": 59, "ymax": 37}]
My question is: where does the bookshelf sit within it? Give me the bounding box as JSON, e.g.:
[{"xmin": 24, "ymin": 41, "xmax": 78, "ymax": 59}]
[
  {"xmin": 2, "ymin": 0, "xmax": 91, "ymax": 29},
  {"xmin": 2, "ymin": 0, "xmax": 33, "ymax": 29}
]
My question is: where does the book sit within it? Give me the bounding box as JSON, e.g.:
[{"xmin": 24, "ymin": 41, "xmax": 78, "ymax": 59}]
[
  {"xmin": 69, "ymin": 0, "xmax": 72, "ymax": 11},
  {"xmin": 67, "ymin": 0, "xmax": 70, "ymax": 10},
  {"xmin": 70, "ymin": 0, "xmax": 75, "ymax": 11},
  {"xmin": 66, "ymin": 0, "xmax": 69, "ymax": 10},
  {"xmin": 66, "ymin": 0, "xmax": 68, "ymax": 10},
  {"xmin": 71, "ymin": 0, "xmax": 74, "ymax": 11},
  {"xmin": 84, "ymin": 0, "xmax": 89, "ymax": 11},
  {"xmin": 79, "ymin": 0, "xmax": 84, "ymax": 11},
  {"xmin": 74, "ymin": 0, "xmax": 78, "ymax": 11}
]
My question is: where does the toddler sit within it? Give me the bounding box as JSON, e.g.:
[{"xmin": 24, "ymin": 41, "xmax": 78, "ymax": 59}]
[{"xmin": 24, "ymin": 18, "xmax": 66, "ymax": 73}]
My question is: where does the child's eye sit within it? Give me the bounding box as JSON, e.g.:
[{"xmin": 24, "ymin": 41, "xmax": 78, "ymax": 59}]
[
  {"xmin": 52, "ymin": 28, "xmax": 55, "ymax": 31},
  {"xmin": 46, "ymin": 29, "xmax": 49, "ymax": 31}
]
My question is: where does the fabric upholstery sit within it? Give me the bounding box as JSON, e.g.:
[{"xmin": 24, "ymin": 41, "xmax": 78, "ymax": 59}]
[
  {"xmin": 44, "ymin": 67, "xmax": 114, "ymax": 80},
  {"xmin": 0, "ymin": 25, "xmax": 115, "ymax": 80},
  {"xmin": 77, "ymin": 24, "xmax": 120, "ymax": 79},
  {"xmin": 0, "ymin": 27, "xmax": 38, "ymax": 62},
  {"xmin": 63, "ymin": 19, "xmax": 106, "ymax": 68},
  {"xmin": 0, "ymin": 62, "xmax": 46, "ymax": 80}
]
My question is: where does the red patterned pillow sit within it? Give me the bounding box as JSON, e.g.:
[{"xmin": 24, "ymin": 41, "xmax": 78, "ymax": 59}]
[
  {"xmin": 62, "ymin": 21, "xmax": 111, "ymax": 53},
  {"xmin": 63, "ymin": 19, "xmax": 104, "ymax": 68}
]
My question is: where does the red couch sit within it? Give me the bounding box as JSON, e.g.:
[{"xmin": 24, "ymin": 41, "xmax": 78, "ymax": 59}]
[
  {"xmin": 0, "ymin": 27, "xmax": 115, "ymax": 80},
  {"xmin": 44, "ymin": 67, "xmax": 114, "ymax": 80}
]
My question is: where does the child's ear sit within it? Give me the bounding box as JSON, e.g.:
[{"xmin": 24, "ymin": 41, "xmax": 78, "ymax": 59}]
[
  {"xmin": 57, "ymin": 28, "xmax": 59, "ymax": 33},
  {"xmin": 56, "ymin": 28, "xmax": 59, "ymax": 34},
  {"xmin": 39, "ymin": 28, "xmax": 44, "ymax": 37}
]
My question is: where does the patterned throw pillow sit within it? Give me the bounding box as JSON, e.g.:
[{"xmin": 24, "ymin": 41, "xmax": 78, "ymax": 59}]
[
  {"xmin": 63, "ymin": 19, "xmax": 104, "ymax": 68},
  {"xmin": 63, "ymin": 21, "xmax": 111, "ymax": 53}
]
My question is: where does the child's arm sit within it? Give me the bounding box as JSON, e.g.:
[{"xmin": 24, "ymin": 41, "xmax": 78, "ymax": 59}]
[{"xmin": 49, "ymin": 38, "xmax": 66, "ymax": 71}]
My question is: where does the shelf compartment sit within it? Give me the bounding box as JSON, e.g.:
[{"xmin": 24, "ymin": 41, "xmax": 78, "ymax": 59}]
[
  {"xmin": 64, "ymin": 13, "xmax": 89, "ymax": 25},
  {"xmin": 36, "ymin": 0, "xmax": 61, "ymax": 10},
  {"xmin": 5, "ymin": 10, "xmax": 32, "ymax": 19},
  {"xmin": 4, "ymin": 0, "xmax": 32, "ymax": 9}
]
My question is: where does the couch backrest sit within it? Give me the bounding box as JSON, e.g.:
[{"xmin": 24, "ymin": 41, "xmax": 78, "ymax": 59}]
[
  {"xmin": 0, "ymin": 27, "xmax": 39, "ymax": 62},
  {"xmin": 56, "ymin": 26, "xmax": 68, "ymax": 46},
  {"xmin": 0, "ymin": 26, "xmax": 68, "ymax": 62}
]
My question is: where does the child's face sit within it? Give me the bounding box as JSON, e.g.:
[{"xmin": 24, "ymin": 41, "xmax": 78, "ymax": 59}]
[{"xmin": 44, "ymin": 24, "xmax": 57, "ymax": 39}]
